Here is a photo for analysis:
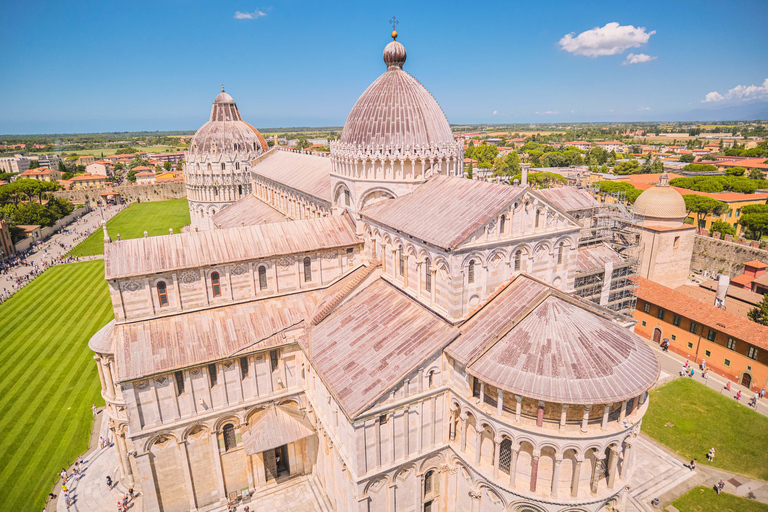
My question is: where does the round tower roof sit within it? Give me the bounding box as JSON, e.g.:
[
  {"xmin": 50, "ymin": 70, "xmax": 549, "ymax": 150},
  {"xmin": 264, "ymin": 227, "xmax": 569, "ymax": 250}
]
[
  {"xmin": 338, "ymin": 34, "xmax": 454, "ymax": 149},
  {"xmin": 634, "ymin": 173, "xmax": 687, "ymax": 220},
  {"xmin": 189, "ymin": 89, "xmax": 268, "ymax": 155}
]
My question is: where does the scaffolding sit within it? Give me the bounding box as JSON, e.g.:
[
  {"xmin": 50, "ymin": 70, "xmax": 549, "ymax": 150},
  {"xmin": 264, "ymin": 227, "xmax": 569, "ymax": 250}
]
[{"xmin": 573, "ymin": 190, "xmax": 643, "ymax": 319}]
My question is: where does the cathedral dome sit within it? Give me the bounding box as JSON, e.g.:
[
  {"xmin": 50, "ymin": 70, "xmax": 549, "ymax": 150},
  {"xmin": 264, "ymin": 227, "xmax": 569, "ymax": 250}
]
[
  {"xmin": 338, "ymin": 37, "xmax": 454, "ymax": 149},
  {"xmin": 634, "ymin": 173, "xmax": 687, "ymax": 220},
  {"xmin": 190, "ymin": 89, "xmax": 268, "ymax": 155}
]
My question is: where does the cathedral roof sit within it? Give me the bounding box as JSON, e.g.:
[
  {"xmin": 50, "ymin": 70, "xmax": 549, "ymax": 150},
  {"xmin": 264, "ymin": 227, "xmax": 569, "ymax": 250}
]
[
  {"xmin": 104, "ymin": 214, "xmax": 359, "ymax": 279},
  {"xmin": 212, "ymin": 193, "xmax": 288, "ymax": 229},
  {"xmin": 450, "ymin": 275, "xmax": 659, "ymax": 405},
  {"xmin": 536, "ymin": 186, "xmax": 600, "ymax": 214},
  {"xmin": 633, "ymin": 173, "xmax": 687, "ymax": 220},
  {"xmin": 309, "ymin": 278, "xmax": 460, "ymax": 418},
  {"xmin": 337, "ymin": 36, "xmax": 454, "ymax": 150},
  {"xmin": 360, "ymin": 175, "xmax": 526, "ymax": 250},
  {"xmin": 252, "ymin": 149, "xmax": 333, "ymax": 203}
]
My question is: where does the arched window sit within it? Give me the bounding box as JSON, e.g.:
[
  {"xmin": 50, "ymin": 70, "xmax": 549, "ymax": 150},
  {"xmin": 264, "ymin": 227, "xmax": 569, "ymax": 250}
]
[
  {"xmin": 235, "ymin": 162, "xmax": 240, "ymax": 170},
  {"xmin": 423, "ymin": 469, "xmax": 438, "ymax": 499},
  {"xmin": 424, "ymin": 258, "xmax": 432, "ymax": 293},
  {"xmin": 221, "ymin": 162, "xmax": 226, "ymax": 171},
  {"xmin": 238, "ymin": 184, "xmax": 242, "ymax": 196},
  {"xmin": 557, "ymin": 242, "xmax": 565, "ymax": 265},
  {"xmin": 344, "ymin": 189, "xmax": 350, "ymax": 206},
  {"xmin": 211, "ymin": 271, "xmax": 221, "ymax": 297},
  {"xmin": 499, "ymin": 215, "xmax": 506, "ymax": 235},
  {"xmin": 468, "ymin": 260, "xmax": 475, "ymax": 284},
  {"xmin": 515, "ymin": 250, "xmax": 522, "ymax": 271},
  {"xmin": 253, "ymin": 142, "xmax": 258, "ymax": 151},
  {"xmin": 156, "ymin": 281, "xmax": 168, "ymax": 307},
  {"xmin": 499, "ymin": 438, "xmax": 512, "ymax": 474},
  {"xmin": 223, "ymin": 424, "xmax": 236, "ymax": 451},
  {"xmin": 399, "ymin": 251, "xmax": 405, "ymax": 277},
  {"xmin": 535, "ymin": 209, "xmax": 541, "ymax": 228},
  {"xmin": 207, "ymin": 163, "xmax": 212, "ymax": 172},
  {"xmin": 304, "ymin": 257, "xmax": 312, "ymax": 282},
  {"xmin": 428, "ymin": 370, "xmax": 435, "ymax": 389},
  {"xmin": 258, "ymin": 266, "xmax": 267, "ymax": 290}
]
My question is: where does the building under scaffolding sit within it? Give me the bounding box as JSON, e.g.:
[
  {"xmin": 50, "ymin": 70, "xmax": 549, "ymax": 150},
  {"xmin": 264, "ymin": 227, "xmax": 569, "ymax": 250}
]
[{"xmin": 572, "ymin": 190, "xmax": 643, "ymax": 318}]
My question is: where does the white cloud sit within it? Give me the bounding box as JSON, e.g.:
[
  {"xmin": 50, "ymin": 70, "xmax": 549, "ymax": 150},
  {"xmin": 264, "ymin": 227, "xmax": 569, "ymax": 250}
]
[
  {"xmin": 234, "ymin": 9, "xmax": 267, "ymax": 19},
  {"xmin": 639, "ymin": 107, "xmax": 651, "ymax": 111},
  {"xmin": 570, "ymin": 110, "xmax": 576, "ymax": 113},
  {"xmin": 559, "ymin": 22, "xmax": 655, "ymax": 57},
  {"xmin": 492, "ymin": 110, "xmax": 498, "ymax": 115},
  {"xmin": 535, "ymin": 111, "xmax": 560, "ymax": 115},
  {"xmin": 702, "ymin": 78, "xmax": 768, "ymax": 103},
  {"xmin": 623, "ymin": 53, "xmax": 657, "ymax": 65}
]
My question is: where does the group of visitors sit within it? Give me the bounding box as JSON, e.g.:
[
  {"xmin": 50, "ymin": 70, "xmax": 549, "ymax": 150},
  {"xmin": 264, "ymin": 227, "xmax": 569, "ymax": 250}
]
[
  {"xmin": 114, "ymin": 486, "xmax": 135, "ymax": 512},
  {"xmin": 49, "ymin": 456, "xmax": 86, "ymax": 510}
]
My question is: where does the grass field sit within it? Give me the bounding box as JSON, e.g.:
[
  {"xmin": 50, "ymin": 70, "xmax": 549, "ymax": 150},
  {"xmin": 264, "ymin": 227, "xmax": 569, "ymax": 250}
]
[
  {"xmin": 0, "ymin": 260, "xmax": 113, "ymax": 512},
  {"xmin": 643, "ymin": 378, "xmax": 768, "ymax": 481},
  {"xmin": 69, "ymin": 198, "xmax": 190, "ymax": 257},
  {"xmin": 671, "ymin": 486, "xmax": 768, "ymax": 512}
]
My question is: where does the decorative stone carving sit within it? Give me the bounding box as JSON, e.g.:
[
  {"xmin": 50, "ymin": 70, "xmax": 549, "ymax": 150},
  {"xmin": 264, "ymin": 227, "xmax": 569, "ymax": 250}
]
[
  {"xmin": 277, "ymin": 256, "xmax": 295, "ymax": 267},
  {"xmin": 232, "ymin": 265, "xmax": 247, "ymax": 276},
  {"xmin": 123, "ymin": 281, "xmax": 141, "ymax": 293},
  {"xmin": 180, "ymin": 272, "xmax": 199, "ymax": 287},
  {"xmin": 135, "ymin": 380, "xmax": 150, "ymax": 390},
  {"xmin": 323, "ymin": 251, "xmax": 338, "ymax": 260}
]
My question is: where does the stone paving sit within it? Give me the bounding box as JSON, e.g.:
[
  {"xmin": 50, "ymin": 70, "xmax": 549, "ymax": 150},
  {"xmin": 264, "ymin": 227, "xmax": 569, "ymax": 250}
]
[{"xmin": 625, "ymin": 436, "xmax": 696, "ymax": 512}]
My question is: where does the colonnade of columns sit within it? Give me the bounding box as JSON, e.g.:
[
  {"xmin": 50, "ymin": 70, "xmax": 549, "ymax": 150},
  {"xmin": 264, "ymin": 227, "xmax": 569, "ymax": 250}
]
[
  {"xmin": 330, "ymin": 153, "xmax": 461, "ymax": 181},
  {"xmin": 254, "ymin": 180, "xmax": 330, "ymax": 220},
  {"xmin": 187, "ymin": 182, "xmax": 250, "ymax": 203}
]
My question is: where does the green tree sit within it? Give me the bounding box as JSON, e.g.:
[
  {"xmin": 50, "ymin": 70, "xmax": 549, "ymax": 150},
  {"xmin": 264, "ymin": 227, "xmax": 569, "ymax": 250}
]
[
  {"xmin": 709, "ymin": 220, "xmax": 736, "ymax": 237},
  {"xmin": 652, "ymin": 158, "xmax": 664, "ymax": 173},
  {"xmin": 679, "ymin": 153, "xmax": 695, "ymax": 163},
  {"xmin": 682, "ymin": 163, "xmax": 718, "ymax": 173},
  {"xmin": 597, "ymin": 181, "xmax": 642, "ymax": 203},
  {"xmin": 739, "ymin": 204, "xmax": 768, "ymax": 240},
  {"xmin": 163, "ymin": 161, "xmax": 172, "ymax": 171},
  {"xmin": 748, "ymin": 168, "xmax": 765, "ymax": 180},
  {"xmin": 682, "ymin": 195, "xmax": 730, "ymax": 229},
  {"xmin": 700, "ymin": 154, "xmax": 718, "ymax": 161},
  {"xmin": 492, "ymin": 152, "xmax": 520, "ymax": 177},
  {"xmin": 176, "ymin": 161, "xmax": 183, "ymax": 171},
  {"xmin": 29, "ymin": 160, "xmax": 40, "ymax": 169},
  {"xmin": 725, "ymin": 166, "xmax": 746, "ymax": 176},
  {"xmin": 747, "ymin": 294, "xmax": 768, "ymax": 326},
  {"xmin": 613, "ymin": 160, "xmax": 641, "ymax": 175}
]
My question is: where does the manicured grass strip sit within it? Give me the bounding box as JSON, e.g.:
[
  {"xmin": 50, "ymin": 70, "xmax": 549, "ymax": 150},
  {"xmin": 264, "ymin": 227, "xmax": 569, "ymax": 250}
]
[
  {"xmin": 671, "ymin": 486, "xmax": 768, "ymax": 512},
  {"xmin": 0, "ymin": 260, "xmax": 113, "ymax": 512},
  {"xmin": 68, "ymin": 198, "xmax": 191, "ymax": 257},
  {"xmin": 643, "ymin": 378, "xmax": 768, "ymax": 481}
]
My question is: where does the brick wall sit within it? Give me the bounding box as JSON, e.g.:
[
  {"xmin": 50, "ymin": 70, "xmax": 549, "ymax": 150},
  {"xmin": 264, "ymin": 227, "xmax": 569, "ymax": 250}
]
[{"xmin": 691, "ymin": 234, "xmax": 768, "ymax": 278}]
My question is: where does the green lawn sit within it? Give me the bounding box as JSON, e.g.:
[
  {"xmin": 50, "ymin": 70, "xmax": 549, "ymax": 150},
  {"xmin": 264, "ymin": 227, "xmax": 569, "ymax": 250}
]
[
  {"xmin": 69, "ymin": 198, "xmax": 190, "ymax": 256},
  {"xmin": 0, "ymin": 260, "xmax": 113, "ymax": 512},
  {"xmin": 672, "ymin": 486, "xmax": 768, "ymax": 512},
  {"xmin": 643, "ymin": 378, "xmax": 768, "ymax": 481}
]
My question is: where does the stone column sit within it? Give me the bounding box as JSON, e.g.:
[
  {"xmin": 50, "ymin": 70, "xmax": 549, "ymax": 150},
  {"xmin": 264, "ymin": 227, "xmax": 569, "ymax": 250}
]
[
  {"xmin": 94, "ymin": 355, "xmax": 107, "ymax": 394},
  {"xmin": 209, "ymin": 431, "xmax": 227, "ymax": 501},
  {"xmin": 536, "ymin": 401, "xmax": 545, "ymax": 427},
  {"xmin": 515, "ymin": 395, "xmax": 522, "ymax": 423},
  {"xmin": 493, "ymin": 436, "xmax": 501, "ymax": 479},
  {"xmin": 460, "ymin": 413, "xmax": 468, "ymax": 453},
  {"xmin": 530, "ymin": 453, "xmax": 540, "ymax": 493},
  {"xmin": 509, "ymin": 449, "xmax": 518, "ymax": 488},
  {"xmin": 178, "ymin": 440, "xmax": 198, "ymax": 511},
  {"xmin": 469, "ymin": 490, "xmax": 481, "ymax": 512},
  {"xmin": 607, "ymin": 446, "xmax": 619, "ymax": 489},
  {"xmin": 478, "ymin": 381, "xmax": 484, "ymax": 404},
  {"xmin": 620, "ymin": 442, "xmax": 633, "ymax": 480},
  {"xmin": 619, "ymin": 400, "xmax": 627, "ymax": 424},
  {"xmin": 114, "ymin": 429, "xmax": 134, "ymax": 485},
  {"xmin": 571, "ymin": 459, "xmax": 583, "ymax": 498},
  {"xmin": 627, "ymin": 397, "xmax": 636, "ymax": 417},
  {"xmin": 374, "ymin": 416, "xmax": 382, "ymax": 468},
  {"xmin": 474, "ymin": 426, "xmax": 484, "ymax": 465},
  {"xmin": 581, "ymin": 405, "xmax": 591, "ymax": 433},
  {"xmin": 590, "ymin": 454, "xmax": 606, "ymax": 494},
  {"xmin": 388, "ymin": 482, "xmax": 397, "ymax": 512},
  {"xmin": 551, "ymin": 458, "xmax": 562, "ymax": 498},
  {"xmin": 560, "ymin": 405, "xmax": 568, "ymax": 432},
  {"xmin": 134, "ymin": 452, "xmax": 161, "ymax": 512},
  {"xmin": 497, "ymin": 388, "xmax": 504, "ymax": 417},
  {"xmin": 602, "ymin": 404, "xmax": 611, "ymax": 431},
  {"xmin": 103, "ymin": 359, "xmax": 117, "ymax": 399}
]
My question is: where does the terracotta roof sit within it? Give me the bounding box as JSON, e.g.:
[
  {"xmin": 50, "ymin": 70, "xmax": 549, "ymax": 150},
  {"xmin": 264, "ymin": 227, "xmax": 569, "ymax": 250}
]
[
  {"xmin": 132, "ymin": 166, "xmax": 153, "ymax": 171},
  {"xmin": 467, "ymin": 293, "xmax": 659, "ymax": 404},
  {"xmin": 212, "ymin": 194, "xmax": 288, "ymax": 229},
  {"xmin": 104, "ymin": 214, "xmax": 360, "ymax": 280},
  {"xmin": 71, "ymin": 173, "xmax": 106, "ymax": 181},
  {"xmin": 752, "ymin": 272, "xmax": 768, "ymax": 288},
  {"xmin": 252, "ymin": 149, "xmax": 332, "ymax": 203},
  {"xmin": 577, "ymin": 243, "xmax": 624, "ymax": 273},
  {"xmin": 637, "ymin": 276, "xmax": 768, "ymax": 350},
  {"xmin": 309, "ymin": 278, "xmax": 459, "ymax": 418},
  {"xmin": 744, "ymin": 260, "xmax": 768, "ymax": 269},
  {"xmin": 135, "ymin": 171, "xmax": 155, "ymax": 177},
  {"xmin": 730, "ymin": 274, "xmax": 756, "ymax": 286},
  {"xmin": 361, "ymin": 175, "xmax": 526, "ymax": 250},
  {"xmin": 698, "ymin": 279, "xmax": 764, "ymax": 305},
  {"xmin": 537, "ymin": 187, "xmax": 600, "ymax": 213},
  {"xmin": 674, "ymin": 285, "xmax": 755, "ymax": 318}
]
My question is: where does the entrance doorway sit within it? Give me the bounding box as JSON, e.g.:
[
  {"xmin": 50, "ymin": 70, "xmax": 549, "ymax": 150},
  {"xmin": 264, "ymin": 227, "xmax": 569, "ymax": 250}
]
[
  {"xmin": 275, "ymin": 445, "xmax": 289, "ymax": 477},
  {"xmin": 741, "ymin": 373, "xmax": 752, "ymax": 389},
  {"xmin": 653, "ymin": 328, "xmax": 662, "ymax": 344}
]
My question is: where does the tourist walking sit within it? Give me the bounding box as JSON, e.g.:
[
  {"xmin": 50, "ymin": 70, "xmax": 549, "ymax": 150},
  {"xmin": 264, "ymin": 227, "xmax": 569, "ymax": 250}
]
[
  {"xmin": 707, "ymin": 448, "xmax": 715, "ymax": 461},
  {"xmin": 736, "ymin": 390, "xmax": 742, "ymax": 401},
  {"xmin": 690, "ymin": 458, "xmax": 697, "ymax": 471},
  {"xmin": 106, "ymin": 475, "xmax": 113, "ymax": 490},
  {"xmin": 716, "ymin": 480, "xmax": 725, "ymax": 495}
]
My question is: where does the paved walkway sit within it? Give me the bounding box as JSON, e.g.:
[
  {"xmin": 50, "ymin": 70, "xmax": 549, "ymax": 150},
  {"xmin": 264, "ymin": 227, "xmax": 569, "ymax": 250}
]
[{"xmin": 627, "ymin": 436, "xmax": 696, "ymax": 512}]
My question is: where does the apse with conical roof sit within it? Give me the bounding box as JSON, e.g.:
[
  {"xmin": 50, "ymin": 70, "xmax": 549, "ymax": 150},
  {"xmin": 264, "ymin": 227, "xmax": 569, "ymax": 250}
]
[
  {"xmin": 329, "ymin": 30, "xmax": 464, "ymax": 213},
  {"xmin": 185, "ymin": 88, "xmax": 269, "ymax": 231}
]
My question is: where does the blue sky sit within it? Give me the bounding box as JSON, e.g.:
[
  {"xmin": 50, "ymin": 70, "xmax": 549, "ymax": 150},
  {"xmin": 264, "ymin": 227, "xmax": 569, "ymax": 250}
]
[{"xmin": 1, "ymin": 0, "xmax": 767, "ymax": 134}]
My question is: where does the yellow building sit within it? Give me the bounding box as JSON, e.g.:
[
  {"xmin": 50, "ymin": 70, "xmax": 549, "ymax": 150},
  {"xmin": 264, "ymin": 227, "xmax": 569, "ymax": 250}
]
[
  {"xmin": 18, "ymin": 168, "xmax": 62, "ymax": 182},
  {"xmin": 71, "ymin": 173, "xmax": 107, "ymax": 189}
]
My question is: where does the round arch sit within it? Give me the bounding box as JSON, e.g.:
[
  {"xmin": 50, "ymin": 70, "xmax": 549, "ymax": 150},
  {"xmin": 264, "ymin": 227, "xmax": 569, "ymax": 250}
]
[{"xmin": 358, "ymin": 187, "xmax": 396, "ymax": 210}]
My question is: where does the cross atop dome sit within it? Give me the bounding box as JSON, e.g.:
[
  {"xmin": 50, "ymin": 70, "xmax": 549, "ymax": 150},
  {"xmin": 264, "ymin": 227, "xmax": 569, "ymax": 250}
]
[{"xmin": 389, "ymin": 15, "xmax": 398, "ymax": 40}]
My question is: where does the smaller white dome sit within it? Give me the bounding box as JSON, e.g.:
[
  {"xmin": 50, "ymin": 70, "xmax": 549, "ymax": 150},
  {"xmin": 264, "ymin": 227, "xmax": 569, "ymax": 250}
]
[{"xmin": 634, "ymin": 173, "xmax": 687, "ymax": 220}]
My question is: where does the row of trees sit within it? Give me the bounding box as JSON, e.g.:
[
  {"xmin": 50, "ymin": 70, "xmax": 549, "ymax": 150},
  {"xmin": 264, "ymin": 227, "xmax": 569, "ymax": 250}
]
[
  {"xmin": 0, "ymin": 179, "xmax": 75, "ymax": 234},
  {"xmin": 670, "ymin": 175, "xmax": 768, "ymax": 194}
]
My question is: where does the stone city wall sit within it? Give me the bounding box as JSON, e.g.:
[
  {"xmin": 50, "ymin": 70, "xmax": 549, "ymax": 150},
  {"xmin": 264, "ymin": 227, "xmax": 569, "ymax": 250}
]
[
  {"xmin": 690, "ymin": 234, "xmax": 768, "ymax": 278},
  {"xmin": 13, "ymin": 206, "xmax": 88, "ymax": 253},
  {"xmin": 54, "ymin": 182, "xmax": 187, "ymax": 205}
]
